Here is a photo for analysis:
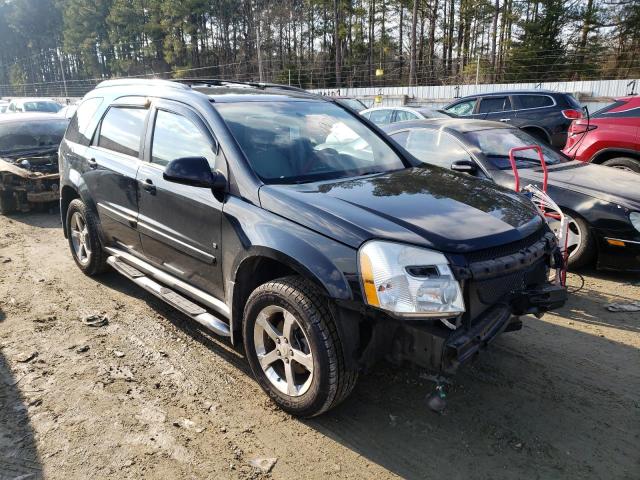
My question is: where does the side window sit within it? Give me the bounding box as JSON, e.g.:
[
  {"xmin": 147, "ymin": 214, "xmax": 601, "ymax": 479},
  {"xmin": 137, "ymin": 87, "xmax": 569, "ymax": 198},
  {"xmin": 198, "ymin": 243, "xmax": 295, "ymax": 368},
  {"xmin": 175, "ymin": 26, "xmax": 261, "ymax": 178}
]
[
  {"xmin": 446, "ymin": 99, "xmax": 477, "ymax": 116},
  {"xmin": 478, "ymin": 97, "xmax": 512, "ymax": 114},
  {"xmin": 8, "ymin": 103, "xmax": 15, "ymax": 112},
  {"xmin": 395, "ymin": 110, "xmax": 419, "ymax": 122},
  {"xmin": 97, "ymin": 107, "xmax": 147, "ymax": 158},
  {"xmin": 361, "ymin": 111, "xmax": 371, "ymax": 120},
  {"xmin": 397, "ymin": 128, "xmax": 473, "ymax": 169},
  {"xmin": 519, "ymin": 95, "xmax": 554, "ymax": 109},
  {"xmin": 368, "ymin": 109, "xmax": 393, "ymax": 125},
  {"xmin": 65, "ymin": 97, "xmax": 103, "ymax": 145},
  {"xmin": 390, "ymin": 131, "xmax": 410, "ymax": 148},
  {"xmin": 151, "ymin": 110, "xmax": 214, "ymax": 166}
]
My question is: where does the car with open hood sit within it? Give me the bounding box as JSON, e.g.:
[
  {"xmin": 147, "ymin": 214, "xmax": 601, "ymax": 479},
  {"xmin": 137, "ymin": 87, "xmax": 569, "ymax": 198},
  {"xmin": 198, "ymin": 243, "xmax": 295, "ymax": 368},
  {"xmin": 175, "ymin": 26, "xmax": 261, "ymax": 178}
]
[
  {"xmin": 384, "ymin": 118, "xmax": 640, "ymax": 272},
  {"xmin": 0, "ymin": 113, "xmax": 69, "ymax": 214},
  {"xmin": 58, "ymin": 79, "xmax": 566, "ymax": 417}
]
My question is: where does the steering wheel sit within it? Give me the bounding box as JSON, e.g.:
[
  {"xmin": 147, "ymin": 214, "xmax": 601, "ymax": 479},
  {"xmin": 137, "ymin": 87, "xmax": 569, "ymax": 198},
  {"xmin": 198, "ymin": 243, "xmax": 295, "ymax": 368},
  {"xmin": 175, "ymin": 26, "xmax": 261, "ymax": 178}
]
[{"xmin": 300, "ymin": 147, "xmax": 342, "ymax": 175}]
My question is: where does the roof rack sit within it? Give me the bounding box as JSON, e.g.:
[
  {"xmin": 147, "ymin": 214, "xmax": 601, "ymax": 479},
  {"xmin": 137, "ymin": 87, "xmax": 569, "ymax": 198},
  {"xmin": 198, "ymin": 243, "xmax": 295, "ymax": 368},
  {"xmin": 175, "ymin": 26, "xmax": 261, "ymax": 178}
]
[
  {"xmin": 95, "ymin": 78, "xmax": 189, "ymax": 90},
  {"xmin": 172, "ymin": 78, "xmax": 314, "ymax": 95}
]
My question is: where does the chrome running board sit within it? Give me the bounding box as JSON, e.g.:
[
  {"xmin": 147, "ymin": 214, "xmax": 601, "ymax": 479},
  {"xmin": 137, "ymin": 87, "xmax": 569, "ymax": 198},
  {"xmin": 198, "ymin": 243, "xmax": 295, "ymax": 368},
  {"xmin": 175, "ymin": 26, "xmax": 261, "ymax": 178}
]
[{"xmin": 106, "ymin": 253, "xmax": 230, "ymax": 338}]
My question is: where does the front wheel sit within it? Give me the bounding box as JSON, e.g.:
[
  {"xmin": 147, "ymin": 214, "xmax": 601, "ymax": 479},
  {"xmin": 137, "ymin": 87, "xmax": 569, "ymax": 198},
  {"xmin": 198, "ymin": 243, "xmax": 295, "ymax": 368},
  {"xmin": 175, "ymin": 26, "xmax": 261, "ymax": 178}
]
[
  {"xmin": 243, "ymin": 276, "xmax": 358, "ymax": 417},
  {"xmin": 548, "ymin": 212, "xmax": 595, "ymax": 269}
]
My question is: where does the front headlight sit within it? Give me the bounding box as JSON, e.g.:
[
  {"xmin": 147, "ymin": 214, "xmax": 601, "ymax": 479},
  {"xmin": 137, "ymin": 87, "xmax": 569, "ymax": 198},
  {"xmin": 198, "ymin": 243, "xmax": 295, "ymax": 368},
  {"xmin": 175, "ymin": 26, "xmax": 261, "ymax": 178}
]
[
  {"xmin": 358, "ymin": 240, "xmax": 465, "ymax": 317},
  {"xmin": 630, "ymin": 212, "xmax": 640, "ymax": 233}
]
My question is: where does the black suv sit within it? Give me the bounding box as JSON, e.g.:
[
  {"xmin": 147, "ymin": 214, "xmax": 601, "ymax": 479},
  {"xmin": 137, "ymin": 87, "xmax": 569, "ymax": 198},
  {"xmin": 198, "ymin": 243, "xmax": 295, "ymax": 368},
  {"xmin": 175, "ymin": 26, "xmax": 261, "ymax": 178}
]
[
  {"xmin": 442, "ymin": 90, "xmax": 584, "ymax": 148},
  {"xmin": 59, "ymin": 79, "xmax": 566, "ymax": 417}
]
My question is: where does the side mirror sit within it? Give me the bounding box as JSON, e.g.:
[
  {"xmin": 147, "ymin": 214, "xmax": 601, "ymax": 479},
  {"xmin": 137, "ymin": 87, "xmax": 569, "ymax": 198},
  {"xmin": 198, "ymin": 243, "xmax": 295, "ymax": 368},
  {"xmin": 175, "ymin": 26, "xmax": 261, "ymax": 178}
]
[
  {"xmin": 163, "ymin": 156, "xmax": 225, "ymax": 190},
  {"xmin": 451, "ymin": 159, "xmax": 477, "ymax": 174}
]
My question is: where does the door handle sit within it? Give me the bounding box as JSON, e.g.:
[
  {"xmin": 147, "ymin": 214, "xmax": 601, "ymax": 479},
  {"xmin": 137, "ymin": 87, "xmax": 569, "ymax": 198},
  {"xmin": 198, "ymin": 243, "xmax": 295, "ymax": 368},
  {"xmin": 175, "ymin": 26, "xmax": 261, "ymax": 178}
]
[
  {"xmin": 142, "ymin": 178, "xmax": 157, "ymax": 195},
  {"xmin": 88, "ymin": 158, "xmax": 98, "ymax": 169},
  {"xmin": 499, "ymin": 118, "xmax": 511, "ymax": 122}
]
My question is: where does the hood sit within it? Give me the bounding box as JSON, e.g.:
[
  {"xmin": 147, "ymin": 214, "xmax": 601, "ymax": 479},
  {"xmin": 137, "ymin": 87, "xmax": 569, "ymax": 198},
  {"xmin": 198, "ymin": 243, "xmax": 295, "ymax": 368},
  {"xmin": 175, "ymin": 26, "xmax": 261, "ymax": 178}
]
[
  {"xmin": 516, "ymin": 161, "xmax": 640, "ymax": 210},
  {"xmin": 259, "ymin": 167, "xmax": 543, "ymax": 252}
]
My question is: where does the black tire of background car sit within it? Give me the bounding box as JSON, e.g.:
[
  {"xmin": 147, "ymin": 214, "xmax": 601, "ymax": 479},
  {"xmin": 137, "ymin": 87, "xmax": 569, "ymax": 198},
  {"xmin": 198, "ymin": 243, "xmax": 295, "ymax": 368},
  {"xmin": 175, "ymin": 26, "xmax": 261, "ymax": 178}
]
[
  {"xmin": 566, "ymin": 213, "xmax": 596, "ymax": 269},
  {"xmin": 602, "ymin": 157, "xmax": 640, "ymax": 174},
  {"xmin": 522, "ymin": 127, "xmax": 550, "ymax": 145},
  {"xmin": 66, "ymin": 199, "xmax": 109, "ymax": 275},
  {"xmin": 243, "ymin": 276, "xmax": 359, "ymax": 417},
  {"xmin": 0, "ymin": 192, "xmax": 16, "ymax": 215}
]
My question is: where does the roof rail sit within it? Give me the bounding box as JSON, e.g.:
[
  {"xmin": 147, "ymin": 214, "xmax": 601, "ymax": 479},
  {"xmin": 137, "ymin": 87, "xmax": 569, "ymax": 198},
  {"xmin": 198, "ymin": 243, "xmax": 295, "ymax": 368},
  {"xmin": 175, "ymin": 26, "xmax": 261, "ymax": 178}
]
[
  {"xmin": 95, "ymin": 78, "xmax": 189, "ymax": 90},
  {"xmin": 172, "ymin": 78, "xmax": 314, "ymax": 95}
]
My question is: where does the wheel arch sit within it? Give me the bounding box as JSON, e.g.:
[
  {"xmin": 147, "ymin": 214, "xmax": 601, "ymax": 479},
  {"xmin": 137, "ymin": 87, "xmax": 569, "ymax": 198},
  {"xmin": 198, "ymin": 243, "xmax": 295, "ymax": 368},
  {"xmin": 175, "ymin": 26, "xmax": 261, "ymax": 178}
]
[
  {"xmin": 229, "ymin": 247, "xmax": 348, "ymax": 339},
  {"xmin": 520, "ymin": 125, "xmax": 552, "ymax": 144},
  {"xmin": 60, "ymin": 185, "xmax": 80, "ymax": 238},
  {"xmin": 589, "ymin": 148, "xmax": 640, "ymax": 165}
]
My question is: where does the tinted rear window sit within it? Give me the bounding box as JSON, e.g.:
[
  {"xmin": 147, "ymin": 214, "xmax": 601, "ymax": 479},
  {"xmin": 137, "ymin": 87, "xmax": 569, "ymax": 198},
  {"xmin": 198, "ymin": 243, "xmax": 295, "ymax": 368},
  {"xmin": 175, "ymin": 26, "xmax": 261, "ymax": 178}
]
[
  {"xmin": 478, "ymin": 97, "xmax": 511, "ymax": 113},
  {"xmin": 565, "ymin": 94, "xmax": 583, "ymax": 109},
  {"xmin": 518, "ymin": 95, "xmax": 554, "ymax": 108},
  {"xmin": 97, "ymin": 107, "xmax": 147, "ymax": 157}
]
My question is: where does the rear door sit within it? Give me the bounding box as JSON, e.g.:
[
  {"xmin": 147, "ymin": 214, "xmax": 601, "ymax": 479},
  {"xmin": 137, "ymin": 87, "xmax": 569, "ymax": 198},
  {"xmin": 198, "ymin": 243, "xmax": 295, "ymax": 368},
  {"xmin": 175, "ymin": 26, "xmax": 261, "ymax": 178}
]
[
  {"xmin": 136, "ymin": 99, "xmax": 224, "ymax": 298},
  {"xmin": 475, "ymin": 96, "xmax": 513, "ymax": 122},
  {"xmin": 512, "ymin": 94, "xmax": 558, "ymax": 128},
  {"xmin": 83, "ymin": 98, "xmax": 149, "ymax": 252}
]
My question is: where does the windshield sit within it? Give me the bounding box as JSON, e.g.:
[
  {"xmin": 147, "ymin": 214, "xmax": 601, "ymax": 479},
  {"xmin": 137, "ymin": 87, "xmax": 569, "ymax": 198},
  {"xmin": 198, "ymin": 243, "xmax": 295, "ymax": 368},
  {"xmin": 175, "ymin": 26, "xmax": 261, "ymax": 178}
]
[
  {"xmin": 466, "ymin": 128, "xmax": 568, "ymax": 169},
  {"xmin": 214, "ymin": 100, "xmax": 407, "ymax": 184},
  {"xmin": 23, "ymin": 101, "xmax": 61, "ymax": 113},
  {"xmin": 0, "ymin": 119, "xmax": 69, "ymax": 153}
]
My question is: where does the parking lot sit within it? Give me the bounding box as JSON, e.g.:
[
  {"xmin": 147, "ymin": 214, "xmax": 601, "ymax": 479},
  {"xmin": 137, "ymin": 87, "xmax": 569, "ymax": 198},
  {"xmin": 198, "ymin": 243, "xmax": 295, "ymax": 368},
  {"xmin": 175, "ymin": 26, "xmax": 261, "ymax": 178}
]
[{"xmin": 0, "ymin": 210, "xmax": 638, "ymax": 479}]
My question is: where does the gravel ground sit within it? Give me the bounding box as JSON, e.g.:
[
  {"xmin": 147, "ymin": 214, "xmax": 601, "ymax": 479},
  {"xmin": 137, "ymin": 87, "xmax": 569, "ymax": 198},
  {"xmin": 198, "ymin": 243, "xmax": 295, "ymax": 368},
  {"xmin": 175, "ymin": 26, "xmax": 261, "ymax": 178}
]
[{"xmin": 0, "ymin": 211, "xmax": 638, "ymax": 480}]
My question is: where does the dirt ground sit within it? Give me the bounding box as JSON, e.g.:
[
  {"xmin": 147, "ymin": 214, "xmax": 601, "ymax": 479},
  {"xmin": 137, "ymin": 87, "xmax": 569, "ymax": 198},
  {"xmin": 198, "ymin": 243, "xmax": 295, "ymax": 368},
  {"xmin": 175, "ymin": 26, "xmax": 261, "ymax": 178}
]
[{"xmin": 0, "ymin": 211, "xmax": 638, "ymax": 480}]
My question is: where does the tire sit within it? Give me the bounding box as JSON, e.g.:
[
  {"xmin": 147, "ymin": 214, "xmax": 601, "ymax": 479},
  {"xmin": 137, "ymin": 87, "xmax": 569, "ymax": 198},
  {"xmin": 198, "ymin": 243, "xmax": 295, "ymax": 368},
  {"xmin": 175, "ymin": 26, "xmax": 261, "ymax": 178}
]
[
  {"xmin": 0, "ymin": 192, "xmax": 16, "ymax": 215},
  {"xmin": 602, "ymin": 157, "xmax": 640, "ymax": 174},
  {"xmin": 66, "ymin": 199, "xmax": 108, "ymax": 275},
  {"xmin": 243, "ymin": 276, "xmax": 358, "ymax": 417},
  {"xmin": 550, "ymin": 212, "xmax": 595, "ymax": 269},
  {"xmin": 522, "ymin": 128, "xmax": 549, "ymax": 145}
]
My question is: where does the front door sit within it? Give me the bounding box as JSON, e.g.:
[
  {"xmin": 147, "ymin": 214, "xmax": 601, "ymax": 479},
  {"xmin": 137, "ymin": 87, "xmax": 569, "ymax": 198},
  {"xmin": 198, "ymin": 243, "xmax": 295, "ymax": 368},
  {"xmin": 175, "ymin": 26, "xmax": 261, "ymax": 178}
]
[
  {"xmin": 136, "ymin": 101, "xmax": 224, "ymax": 299},
  {"xmin": 84, "ymin": 102, "xmax": 149, "ymax": 252}
]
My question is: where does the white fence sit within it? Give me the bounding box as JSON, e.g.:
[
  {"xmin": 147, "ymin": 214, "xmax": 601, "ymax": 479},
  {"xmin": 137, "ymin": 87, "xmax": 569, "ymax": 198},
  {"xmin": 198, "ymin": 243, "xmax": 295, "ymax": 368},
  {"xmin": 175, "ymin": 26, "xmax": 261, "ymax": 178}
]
[{"xmin": 310, "ymin": 78, "xmax": 639, "ymax": 107}]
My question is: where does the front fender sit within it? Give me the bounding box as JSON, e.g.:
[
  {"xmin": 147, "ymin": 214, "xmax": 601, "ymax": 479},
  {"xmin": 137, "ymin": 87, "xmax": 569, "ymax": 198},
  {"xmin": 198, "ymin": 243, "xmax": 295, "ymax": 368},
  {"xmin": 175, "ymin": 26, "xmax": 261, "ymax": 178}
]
[
  {"xmin": 221, "ymin": 197, "xmax": 360, "ymax": 351},
  {"xmin": 222, "ymin": 196, "xmax": 356, "ymax": 302}
]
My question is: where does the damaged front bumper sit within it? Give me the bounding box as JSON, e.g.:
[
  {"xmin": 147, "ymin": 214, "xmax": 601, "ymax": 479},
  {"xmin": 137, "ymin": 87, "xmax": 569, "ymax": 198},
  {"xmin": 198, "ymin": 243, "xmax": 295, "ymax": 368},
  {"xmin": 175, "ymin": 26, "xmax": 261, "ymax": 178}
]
[
  {"xmin": 353, "ymin": 231, "xmax": 568, "ymax": 375},
  {"xmin": 386, "ymin": 282, "xmax": 567, "ymax": 374},
  {"xmin": 0, "ymin": 157, "xmax": 59, "ymax": 213}
]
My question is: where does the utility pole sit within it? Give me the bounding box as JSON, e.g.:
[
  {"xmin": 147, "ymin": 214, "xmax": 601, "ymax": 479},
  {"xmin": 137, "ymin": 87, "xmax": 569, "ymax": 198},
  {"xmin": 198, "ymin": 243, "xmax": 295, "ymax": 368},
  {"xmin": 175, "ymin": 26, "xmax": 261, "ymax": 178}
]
[
  {"xmin": 59, "ymin": 52, "xmax": 68, "ymax": 98},
  {"xmin": 256, "ymin": 24, "xmax": 264, "ymax": 82}
]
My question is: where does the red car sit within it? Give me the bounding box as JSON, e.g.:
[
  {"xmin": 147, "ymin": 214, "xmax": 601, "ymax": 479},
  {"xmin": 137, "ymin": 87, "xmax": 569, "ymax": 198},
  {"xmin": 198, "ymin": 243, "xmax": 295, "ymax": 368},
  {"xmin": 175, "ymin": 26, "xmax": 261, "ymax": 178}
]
[{"xmin": 563, "ymin": 96, "xmax": 640, "ymax": 172}]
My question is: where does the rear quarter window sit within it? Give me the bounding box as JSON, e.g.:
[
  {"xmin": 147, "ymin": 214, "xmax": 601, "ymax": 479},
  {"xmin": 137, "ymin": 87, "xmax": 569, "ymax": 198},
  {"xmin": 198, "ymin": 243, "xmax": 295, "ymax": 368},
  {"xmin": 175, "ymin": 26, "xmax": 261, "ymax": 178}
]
[
  {"xmin": 518, "ymin": 95, "xmax": 554, "ymax": 109},
  {"xmin": 64, "ymin": 97, "xmax": 103, "ymax": 145}
]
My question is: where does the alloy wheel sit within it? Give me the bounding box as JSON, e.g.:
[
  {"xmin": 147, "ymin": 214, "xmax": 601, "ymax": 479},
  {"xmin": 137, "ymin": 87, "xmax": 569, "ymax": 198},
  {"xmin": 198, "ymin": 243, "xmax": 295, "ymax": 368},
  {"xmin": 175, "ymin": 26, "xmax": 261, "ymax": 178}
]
[
  {"xmin": 70, "ymin": 212, "xmax": 92, "ymax": 265},
  {"xmin": 548, "ymin": 213, "xmax": 582, "ymax": 259},
  {"xmin": 253, "ymin": 305, "xmax": 314, "ymax": 397}
]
